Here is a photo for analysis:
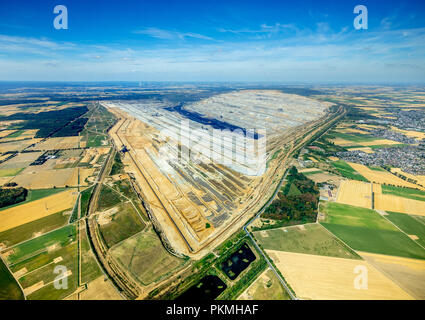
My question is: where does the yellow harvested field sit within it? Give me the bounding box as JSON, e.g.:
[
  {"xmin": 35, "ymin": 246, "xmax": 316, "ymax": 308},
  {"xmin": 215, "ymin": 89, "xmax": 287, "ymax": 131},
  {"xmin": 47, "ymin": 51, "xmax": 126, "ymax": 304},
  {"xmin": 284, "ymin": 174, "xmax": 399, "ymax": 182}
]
[
  {"xmin": 330, "ymin": 138, "xmax": 400, "ymax": 148},
  {"xmin": 347, "ymin": 162, "xmax": 422, "ymax": 189},
  {"xmin": 238, "ymin": 269, "xmax": 289, "ymax": 300},
  {"xmin": 390, "ymin": 168, "xmax": 425, "ymax": 188},
  {"xmin": 349, "ymin": 147, "xmax": 374, "ymax": 154},
  {"xmin": 0, "ymin": 129, "xmax": 38, "ymax": 142},
  {"xmin": 0, "ymin": 189, "xmax": 77, "ymax": 232},
  {"xmin": 29, "ymin": 136, "xmax": 81, "ymax": 151},
  {"xmin": 341, "ymin": 128, "xmax": 369, "ymax": 134},
  {"xmin": 0, "ymin": 139, "xmax": 42, "ymax": 153},
  {"xmin": 0, "ymin": 177, "xmax": 12, "ymax": 186},
  {"xmin": 266, "ymin": 250, "xmax": 413, "ymax": 300},
  {"xmin": 374, "ymin": 193, "xmax": 425, "ymax": 216},
  {"xmin": 330, "ymin": 138, "xmax": 357, "ymax": 147},
  {"xmin": 80, "ymin": 276, "xmax": 123, "ymax": 300},
  {"xmin": 299, "ymin": 168, "xmax": 322, "ymax": 173},
  {"xmin": 0, "ymin": 130, "xmax": 16, "ymax": 138},
  {"xmin": 11, "ymin": 167, "xmax": 93, "ymax": 189},
  {"xmin": 390, "ymin": 127, "xmax": 425, "ymax": 140},
  {"xmin": 336, "ymin": 180, "xmax": 372, "ymax": 209},
  {"xmin": 360, "ymin": 139, "xmax": 401, "ymax": 146},
  {"xmin": 359, "ymin": 252, "xmax": 425, "ymax": 299},
  {"xmin": 328, "ymin": 156, "xmax": 339, "ymax": 161}
]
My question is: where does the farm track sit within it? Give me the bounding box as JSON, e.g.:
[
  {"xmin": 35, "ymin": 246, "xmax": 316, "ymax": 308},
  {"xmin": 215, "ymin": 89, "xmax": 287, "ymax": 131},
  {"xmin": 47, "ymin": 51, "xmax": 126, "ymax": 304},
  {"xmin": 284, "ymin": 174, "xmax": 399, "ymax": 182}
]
[{"xmin": 83, "ymin": 106, "xmax": 140, "ymax": 299}]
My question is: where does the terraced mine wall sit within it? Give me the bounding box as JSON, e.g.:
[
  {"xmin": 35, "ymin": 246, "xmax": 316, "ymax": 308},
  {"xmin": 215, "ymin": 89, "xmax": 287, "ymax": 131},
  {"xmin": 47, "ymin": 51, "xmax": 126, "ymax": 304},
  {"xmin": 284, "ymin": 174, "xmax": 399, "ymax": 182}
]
[{"xmin": 103, "ymin": 90, "xmax": 340, "ymax": 258}]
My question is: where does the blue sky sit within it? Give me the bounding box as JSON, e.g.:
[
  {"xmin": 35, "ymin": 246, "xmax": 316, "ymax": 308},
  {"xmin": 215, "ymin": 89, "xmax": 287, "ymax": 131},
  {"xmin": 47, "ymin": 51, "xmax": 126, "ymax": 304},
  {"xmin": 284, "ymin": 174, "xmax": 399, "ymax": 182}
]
[{"xmin": 0, "ymin": 0, "xmax": 424, "ymax": 82}]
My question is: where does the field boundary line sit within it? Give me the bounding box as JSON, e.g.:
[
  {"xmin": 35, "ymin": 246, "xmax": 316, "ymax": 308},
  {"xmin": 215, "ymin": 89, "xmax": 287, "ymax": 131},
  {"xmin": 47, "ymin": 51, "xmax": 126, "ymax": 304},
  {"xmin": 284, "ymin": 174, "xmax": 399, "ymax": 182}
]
[
  {"xmin": 378, "ymin": 210, "xmax": 425, "ymax": 252},
  {"xmin": 1, "ymin": 223, "xmax": 75, "ymax": 254},
  {"xmin": 0, "ymin": 254, "xmax": 26, "ymax": 300}
]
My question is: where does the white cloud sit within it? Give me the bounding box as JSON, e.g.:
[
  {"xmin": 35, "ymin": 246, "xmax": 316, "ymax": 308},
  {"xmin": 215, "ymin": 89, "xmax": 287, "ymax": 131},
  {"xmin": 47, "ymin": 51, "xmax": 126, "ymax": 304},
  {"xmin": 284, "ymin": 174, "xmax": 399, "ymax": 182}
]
[{"xmin": 133, "ymin": 27, "xmax": 214, "ymax": 41}]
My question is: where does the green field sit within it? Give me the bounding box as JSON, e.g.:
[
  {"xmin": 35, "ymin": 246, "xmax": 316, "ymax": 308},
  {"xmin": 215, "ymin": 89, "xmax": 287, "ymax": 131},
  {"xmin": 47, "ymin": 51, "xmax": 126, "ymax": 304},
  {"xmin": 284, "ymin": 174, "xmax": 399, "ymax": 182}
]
[
  {"xmin": 98, "ymin": 202, "xmax": 146, "ymax": 248},
  {"xmin": 254, "ymin": 223, "xmax": 360, "ymax": 259},
  {"xmin": 320, "ymin": 201, "xmax": 425, "ymax": 259},
  {"xmin": 385, "ymin": 212, "xmax": 425, "ymax": 247},
  {"xmin": 303, "ymin": 170, "xmax": 324, "ymax": 176},
  {"xmin": 326, "ymin": 131, "xmax": 377, "ymax": 143},
  {"xmin": 113, "ymin": 179, "xmax": 147, "ymax": 219},
  {"xmin": 80, "ymin": 226, "xmax": 103, "ymax": 284},
  {"xmin": 110, "ymin": 152, "xmax": 124, "ymax": 175},
  {"xmin": 111, "ymin": 228, "xmax": 185, "ymax": 285},
  {"xmin": 0, "ymin": 188, "xmax": 67, "ymax": 211},
  {"xmin": 5, "ymin": 225, "xmax": 76, "ymax": 265},
  {"xmin": 4, "ymin": 130, "xmax": 25, "ymax": 138},
  {"xmin": 331, "ymin": 160, "xmax": 368, "ymax": 181},
  {"xmin": 80, "ymin": 186, "xmax": 94, "ymax": 217},
  {"xmin": 382, "ymin": 185, "xmax": 425, "ymax": 202},
  {"xmin": 0, "ymin": 258, "xmax": 24, "ymax": 300},
  {"xmin": 97, "ymin": 184, "xmax": 125, "ymax": 211},
  {"xmin": 239, "ymin": 269, "xmax": 290, "ymax": 300},
  {"xmin": 18, "ymin": 242, "xmax": 78, "ymax": 289},
  {"xmin": 0, "ymin": 168, "xmax": 24, "ymax": 178},
  {"xmin": 0, "ymin": 210, "xmax": 69, "ymax": 248},
  {"xmin": 86, "ymin": 134, "xmax": 108, "ymax": 148}
]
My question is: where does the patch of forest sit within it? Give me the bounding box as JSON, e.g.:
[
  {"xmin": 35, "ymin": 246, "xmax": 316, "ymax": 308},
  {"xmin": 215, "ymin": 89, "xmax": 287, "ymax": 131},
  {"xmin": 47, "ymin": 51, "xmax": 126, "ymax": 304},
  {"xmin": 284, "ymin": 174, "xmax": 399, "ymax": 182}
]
[
  {"xmin": 0, "ymin": 106, "xmax": 88, "ymax": 138},
  {"xmin": 263, "ymin": 166, "xmax": 319, "ymax": 223},
  {"xmin": 0, "ymin": 187, "xmax": 28, "ymax": 208}
]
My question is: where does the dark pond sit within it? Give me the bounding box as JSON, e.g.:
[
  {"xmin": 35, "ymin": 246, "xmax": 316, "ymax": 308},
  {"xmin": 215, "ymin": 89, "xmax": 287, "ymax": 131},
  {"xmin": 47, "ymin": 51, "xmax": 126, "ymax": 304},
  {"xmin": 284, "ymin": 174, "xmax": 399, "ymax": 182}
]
[
  {"xmin": 165, "ymin": 104, "xmax": 261, "ymax": 139},
  {"xmin": 176, "ymin": 275, "xmax": 227, "ymax": 301},
  {"xmin": 220, "ymin": 242, "xmax": 256, "ymax": 280}
]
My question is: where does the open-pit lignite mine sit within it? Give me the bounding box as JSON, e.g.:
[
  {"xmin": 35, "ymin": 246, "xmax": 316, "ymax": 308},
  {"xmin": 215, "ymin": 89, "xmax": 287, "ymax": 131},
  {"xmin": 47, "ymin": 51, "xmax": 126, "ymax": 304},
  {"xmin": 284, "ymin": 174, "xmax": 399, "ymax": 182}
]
[{"xmin": 103, "ymin": 90, "xmax": 335, "ymax": 257}]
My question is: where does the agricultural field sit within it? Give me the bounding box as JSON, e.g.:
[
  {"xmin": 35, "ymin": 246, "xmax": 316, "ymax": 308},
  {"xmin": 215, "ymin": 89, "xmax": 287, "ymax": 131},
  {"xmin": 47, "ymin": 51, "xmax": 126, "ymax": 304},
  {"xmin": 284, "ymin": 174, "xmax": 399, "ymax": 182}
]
[
  {"xmin": 0, "ymin": 152, "xmax": 42, "ymax": 171},
  {"xmin": 267, "ymin": 250, "xmax": 413, "ymax": 300},
  {"xmin": 320, "ymin": 201, "xmax": 425, "ymax": 260},
  {"xmin": 336, "ymin": 180, "xmax": 372, "ymax": 209},
  {"xmin": 110, "ymin": 228, "xmax": 186, "ymax": 286},
  {"xmin": 0, "ymin": 168, "xmax": 24, "ymax": 178},
  {"xmin": 1, "ymin": 224, "xmax": 79, "ymax": 300},
  {"xmin": 28, "ymin": 136, "xmax": 82, "ymax": 151},
  {"xmin": 390, "ymin": 168, "xmax": 425, "ymax": 188},
  {"xmin": 325, "ymin": 131, "xmax": 402, "ymax": 149},
  {"xmin": 0, "ymin": 129, "xmax": 38, "ymax": 142},
  {"xmin": 0, "ymin": 258, "xmax": 24, "ymax": 300},
  {"xmin": 0, "ymin": 210, "xmax": 70, "ymax": 248},
  {"xmin": 80, "ymin": 186, "xmax": 94, "ymax": 218},
  {"xmin": 4, "ymin": 224, "xmax": 76, "ymax": 265},
  {"xmin": 0, "ymin": 188, "xmax": 66, "ymax": 211},
  {"xmin": 381, "ymin": 185, "xmax": 425, "ymax": 202},
  {"xmin": 238, "ymin": 269, "xmax": 290, "ymax": 300},
  {"xmin": 79, "ymin": 276, "xmax": 122, "ymax": 300},
  {"xmin": 80, "ymin": 224, "xmax": 103, "ymax": 284},
  {"xmin": 11, "ymin": 166, "xmax": 94, "ymax": 189},
  {"xmin": 0, "ymin": 139, "xmax": 42, "ymax": 153},
  {"xmin": 97, "ymin": 202, "xmax": 146, "ymax": 248},
  {"xmin": 0, "ymin": 189, "xmax": 78, "ymax": 233},
  {"xmin": 254, "ymin": 223, "xmax": 359, "ymax": 259},
  {"xmin": 347, "ymin": 162, "xmax": 421, "ymax": 189},
  {"xmin": 384, "ymin": 211, "xmax": 425, "ymax": 247},
  {"xmin": 97, "ymin": 184, "xmax": 125, "ymax": 211},
  {"xmin": 359, "ymin": 251, "xmax": 425, "ymax": 300},
  {"xmin": 374, "ymin": 184, "xmax": 425, "ymax": 216},
  {"xmin": 331, "ymin": 160, "xmax": 368, "ymax": 181}
]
